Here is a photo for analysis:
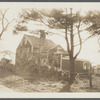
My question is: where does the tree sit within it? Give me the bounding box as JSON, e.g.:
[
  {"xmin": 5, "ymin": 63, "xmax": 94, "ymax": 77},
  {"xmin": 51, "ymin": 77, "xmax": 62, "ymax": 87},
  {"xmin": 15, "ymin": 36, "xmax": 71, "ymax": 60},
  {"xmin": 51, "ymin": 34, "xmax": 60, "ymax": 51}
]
[
  {"xmin": 0, "ymin": 50, "xmax": 14, "ymax": 59},
  {"xmin": 0, "ymin": 9, "xmax": 14, "ymax": 39},
  {"xmin": 14, "ymin": 8, "xmax": 89, "ymax": 84},
  {"xmin": 84, "ymin": 10, "xmax": 100, "ymax": 47}
]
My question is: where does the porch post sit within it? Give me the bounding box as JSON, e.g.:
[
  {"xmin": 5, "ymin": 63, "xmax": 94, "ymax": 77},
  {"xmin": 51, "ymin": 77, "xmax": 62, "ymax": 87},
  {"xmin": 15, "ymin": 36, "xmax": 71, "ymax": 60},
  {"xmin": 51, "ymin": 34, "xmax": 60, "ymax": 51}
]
[{"xmin": 60, "ymin": 54, "xmax": 62, "ymax": 69}]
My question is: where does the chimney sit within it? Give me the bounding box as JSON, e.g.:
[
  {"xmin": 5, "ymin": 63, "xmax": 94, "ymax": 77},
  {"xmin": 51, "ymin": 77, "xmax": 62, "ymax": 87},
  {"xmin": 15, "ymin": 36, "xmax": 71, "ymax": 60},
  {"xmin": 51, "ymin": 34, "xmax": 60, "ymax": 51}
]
[{"xmin": 40, "ymin": 30, "xmax": 46, "ymax": 46}]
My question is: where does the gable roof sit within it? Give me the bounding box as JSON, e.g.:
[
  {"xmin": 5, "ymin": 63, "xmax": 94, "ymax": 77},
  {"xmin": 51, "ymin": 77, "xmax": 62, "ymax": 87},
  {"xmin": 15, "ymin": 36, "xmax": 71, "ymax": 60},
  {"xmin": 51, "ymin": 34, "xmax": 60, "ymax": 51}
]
[
  {"xmin": 25, "ymin": 35, "xmax": 39, "ymax": 47},
  {"xmin": 24, "ymin": 34, "xmax": 56, "ymax": 50},
  {"xmin": 49, "ymin": 44, "xmax": 67, "ymax": 54}
]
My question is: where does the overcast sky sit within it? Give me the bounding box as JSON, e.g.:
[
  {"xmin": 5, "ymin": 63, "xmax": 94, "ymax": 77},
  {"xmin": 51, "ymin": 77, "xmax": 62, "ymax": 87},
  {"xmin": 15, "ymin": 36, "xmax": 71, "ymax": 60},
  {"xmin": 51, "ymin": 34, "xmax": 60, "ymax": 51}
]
[{"xmin": 0, "ymin": 2, "xmax": 100, "ymax": 65}]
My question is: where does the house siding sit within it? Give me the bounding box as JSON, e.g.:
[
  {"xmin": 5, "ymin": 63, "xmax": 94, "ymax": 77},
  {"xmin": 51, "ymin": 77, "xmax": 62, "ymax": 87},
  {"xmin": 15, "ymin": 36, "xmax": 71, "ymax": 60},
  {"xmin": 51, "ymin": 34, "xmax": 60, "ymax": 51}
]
[
  {"xmin": 16, "ymin": 36, "xmax": 33, "ymax": 66},
  {"xmin": 62, "ymin": 59, "xmax": 90, "ymax": 73}
]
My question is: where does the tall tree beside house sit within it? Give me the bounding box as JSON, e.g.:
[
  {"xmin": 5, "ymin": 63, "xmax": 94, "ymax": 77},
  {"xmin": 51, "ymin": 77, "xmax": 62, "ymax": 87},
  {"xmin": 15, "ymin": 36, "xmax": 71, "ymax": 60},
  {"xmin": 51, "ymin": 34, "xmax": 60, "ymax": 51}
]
[
  {"xmin": 0, "ymin": 9, "xmax": 14, "ymax": 39},
  {"xmin": 13, "ymin": 8, "xmax": 92, "ymax": 85}
]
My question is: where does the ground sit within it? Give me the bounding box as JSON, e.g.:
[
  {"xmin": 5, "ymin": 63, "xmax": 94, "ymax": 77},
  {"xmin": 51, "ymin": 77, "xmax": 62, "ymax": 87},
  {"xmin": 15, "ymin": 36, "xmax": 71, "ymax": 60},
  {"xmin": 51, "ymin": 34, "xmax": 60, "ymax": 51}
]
[
  {"xmin": 0, "ymin": 75, "xmax": 65, "ymax": 92},
  {"xmin": 0, "ymin": 72, "xmax": 100, "ymax": 92},
  {"xmin": 68, "ymin": 75, "xmax": 100, "ymax": 92},
  {"xmin": 0, "ymin": 74, "xmax": 100, "ymax": 92}
]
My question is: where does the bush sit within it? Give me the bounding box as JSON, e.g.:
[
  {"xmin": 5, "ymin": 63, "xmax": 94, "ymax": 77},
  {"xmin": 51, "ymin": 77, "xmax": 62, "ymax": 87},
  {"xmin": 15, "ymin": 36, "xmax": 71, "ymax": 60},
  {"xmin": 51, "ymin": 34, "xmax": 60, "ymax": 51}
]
[
  {"xmin": 0, "ymin": 58, "xmax": 15, "ymax": 77},
  {"xmin": 16, "ymin": 62, "xmax": 69, "ymax": 82},
  {"xmin": 34, "ymin": 65, "xmax": 68, "ymax": 81}
]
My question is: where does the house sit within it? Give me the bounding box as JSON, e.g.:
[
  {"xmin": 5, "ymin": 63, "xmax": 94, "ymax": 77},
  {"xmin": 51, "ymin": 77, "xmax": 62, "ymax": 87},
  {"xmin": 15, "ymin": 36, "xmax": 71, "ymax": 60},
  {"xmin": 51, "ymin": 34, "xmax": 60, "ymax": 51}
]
[
  {"xmin": 15, "ymin": 34, "xmax": 66, "ymax": 66},
  {"xmin": 48, "ymin": 45, "xmax": 68, "ymax": 68},
  {"xmin": 15, "ymin": 34, "xmax": 91, "ymax": 74},
  {"xmin": 48, "ymin": 47, "xmax": 91, "ymax": 74},
  {"xmin": 93, "ymin": 64, "xmax": 100, "ymax": 75},
  {"xmin": 62, "ymin": 56, "xmax": 91, "ymax": 74}
]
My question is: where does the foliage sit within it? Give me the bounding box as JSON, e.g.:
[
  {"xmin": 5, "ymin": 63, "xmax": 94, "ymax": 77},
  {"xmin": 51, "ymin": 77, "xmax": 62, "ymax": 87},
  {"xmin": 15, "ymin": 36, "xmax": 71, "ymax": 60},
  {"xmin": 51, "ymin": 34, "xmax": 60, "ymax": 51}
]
[
  {"xmin": 84, "ymin": 10, "xmax": 100, "ymax": 36},
  {"xmin": 0, "ymin": 58, "xmax": 15, "ymax": 77},
  {"xmin": 16, "ymin": 46, "xmax": 38, "ymax": 66},
  {"xmin": 0, "ymin": 50, "xmax": 13, "ymax": 59},
  {"xmin": 19, "ymin": 9, "xmax": 42, "ymax": 22},
  {"xmin": 13, "ymin": 25, "xmax": 28, "ymax": 34},
  {"xmin": 16, "ymin": 62, "xmax": 69, "ymax": 82},
  {"xmin": 70, "ymin": 77, "xmax": 89, "ymax": 92},
  {"xmin": 83, "ymin": 10, "xmax": 100, "ymax": 48}
]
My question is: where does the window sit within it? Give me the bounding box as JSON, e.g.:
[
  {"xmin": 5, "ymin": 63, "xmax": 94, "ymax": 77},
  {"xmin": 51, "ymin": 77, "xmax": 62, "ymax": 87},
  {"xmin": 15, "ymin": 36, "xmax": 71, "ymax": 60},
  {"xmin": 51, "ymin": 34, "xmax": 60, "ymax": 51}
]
[{"xmin": 83, "ymin": 62, "xmax": 87, "ymax": 70}]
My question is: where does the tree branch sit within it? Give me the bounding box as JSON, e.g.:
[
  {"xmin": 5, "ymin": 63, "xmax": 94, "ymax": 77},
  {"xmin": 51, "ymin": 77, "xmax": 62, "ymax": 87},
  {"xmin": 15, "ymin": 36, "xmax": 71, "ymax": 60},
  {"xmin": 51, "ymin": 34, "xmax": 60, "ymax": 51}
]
[
  {"xmin": 0, "ymin": 18, "xmax": 15, "ymax": 39},
  {"xmin": 65, "ymin": 8, "xmax": 70, "ymax": 55},
  {"xmin": 70, "ymin": 8, "xmax": 74, "ymax": 58},
  {"xmin": 0, "ymin": 9, "xmax": 9, "ymax": 29},
  {"xmin": 74, "ymin": 21, "xmax": 82, "ymax": 59},
  {"xmin": 0, "ymin": 9, "xmax": 9, "ymax": 38},
  {"xmin": 34, "ymin": 9, "xmax": 65, "ymax": 34},
  {"xmin": 0, "ymin": 11, "xmax": 4, "ymax": 31},
  {"xmin": 74, "ymin": 33, "xmax": 96, "ymax": 47}
]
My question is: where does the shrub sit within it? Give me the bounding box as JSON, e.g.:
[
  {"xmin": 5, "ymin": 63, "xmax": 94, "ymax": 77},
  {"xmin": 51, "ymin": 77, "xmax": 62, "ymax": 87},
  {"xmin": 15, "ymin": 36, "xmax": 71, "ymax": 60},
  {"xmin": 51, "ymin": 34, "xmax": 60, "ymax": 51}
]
[
  {"xmin": 16, "ymin": 62, "xmax": 69, "ymax": 82},
  {"xmin": 0, "ymin": 58, "xmax": 11, "ymax": 66},
  {"xmin": 0, "ymin": 58, "xmax": 15, "ymax": 77},
  {"xmin": 37, "ymin": 65, "xmax": 68, "ymax": 81}
]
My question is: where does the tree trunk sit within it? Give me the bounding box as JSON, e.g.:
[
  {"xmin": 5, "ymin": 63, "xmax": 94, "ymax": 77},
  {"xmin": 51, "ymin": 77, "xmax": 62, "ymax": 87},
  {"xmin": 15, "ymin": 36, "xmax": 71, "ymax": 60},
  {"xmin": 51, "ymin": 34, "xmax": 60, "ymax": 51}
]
[{"xmin": 69, "ymin": 57, "xmax": 75, "ymax": 84}]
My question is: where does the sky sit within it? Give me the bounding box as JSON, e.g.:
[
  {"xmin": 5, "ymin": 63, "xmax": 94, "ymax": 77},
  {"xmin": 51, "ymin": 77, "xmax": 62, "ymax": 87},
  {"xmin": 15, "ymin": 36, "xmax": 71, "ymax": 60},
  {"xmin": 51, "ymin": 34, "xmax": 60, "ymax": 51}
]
[{"xmin": 0, "ymin": 2, "xmax": 100, "ymax": 65}]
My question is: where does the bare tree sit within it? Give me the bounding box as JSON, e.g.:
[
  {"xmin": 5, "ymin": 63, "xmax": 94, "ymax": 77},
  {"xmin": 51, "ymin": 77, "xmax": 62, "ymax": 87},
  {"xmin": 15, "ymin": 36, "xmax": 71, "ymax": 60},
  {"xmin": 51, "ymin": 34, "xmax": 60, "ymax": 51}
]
[{"xmin": 0, "ymin": 9, "xmax": 14, "ymax": 39}]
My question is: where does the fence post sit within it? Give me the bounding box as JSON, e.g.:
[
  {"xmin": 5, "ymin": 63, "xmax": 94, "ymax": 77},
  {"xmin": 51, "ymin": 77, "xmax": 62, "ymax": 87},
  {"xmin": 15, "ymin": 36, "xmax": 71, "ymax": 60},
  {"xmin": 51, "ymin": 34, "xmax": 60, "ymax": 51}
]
[{"xmin": 89, "ymin": 64, "xmax": 92, "ymax": 88}]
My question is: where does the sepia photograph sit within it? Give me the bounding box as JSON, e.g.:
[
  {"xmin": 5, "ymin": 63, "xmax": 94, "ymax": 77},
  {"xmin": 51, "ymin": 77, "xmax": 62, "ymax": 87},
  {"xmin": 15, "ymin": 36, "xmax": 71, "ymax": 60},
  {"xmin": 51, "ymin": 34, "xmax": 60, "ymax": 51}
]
[{"xmin": 0, "ymin": 2, "xmax": 100, "ymax": 98}]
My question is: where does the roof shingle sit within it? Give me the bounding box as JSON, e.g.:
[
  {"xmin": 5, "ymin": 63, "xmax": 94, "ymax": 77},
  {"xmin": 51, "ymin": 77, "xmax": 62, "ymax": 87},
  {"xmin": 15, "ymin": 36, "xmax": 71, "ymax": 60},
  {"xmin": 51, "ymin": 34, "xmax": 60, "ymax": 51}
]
[{"xmin": 25, "ymin": 34, "xmax": 56, "ymax": 51}]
